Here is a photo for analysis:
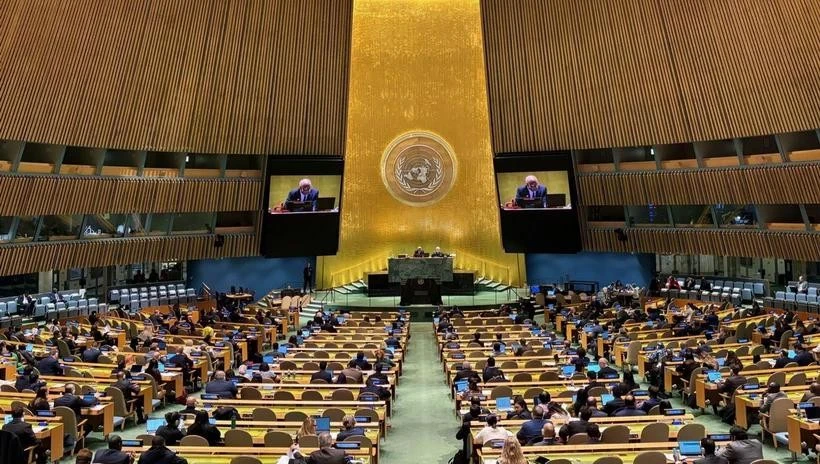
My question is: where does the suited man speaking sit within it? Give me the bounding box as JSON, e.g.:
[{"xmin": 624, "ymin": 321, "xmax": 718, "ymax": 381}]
[
  {"xmin": 515, "ymin": 175, "xmax": 547, "ymax": 208},
  {"xmin": 285, "ymin": 178, "xmax": 319, "ymax": 211}
]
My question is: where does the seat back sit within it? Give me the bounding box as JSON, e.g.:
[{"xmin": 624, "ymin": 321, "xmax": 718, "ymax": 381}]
[
  {"xmin": 634, "ymin": 451, "xmax": 667, "ymax": 464},
  {"xmin": 230, "ymin": 457, "xmax": 263, "ymax": 464},
  {"xmin": 764, "ymin": 397, "xmax": 793, "ymax": 433},
  {"xmin": 224, "ymin": 429, "xmax": 254, "ymax": 447},
  {"xmin": 263, "ymin": 430, "xmax": 294, "ymax": 447},
  {"xmin": 53, "ymin": 406, "xmax": 79, "ymax": 439},
  {"xmin": 567, "ymin": 433, "xmax": 590, "ymax": 444},
  {"xmin": 639, "ymin": 422, "xmax": 669, "ymax": 443},
  {"xmin": 592, "ymin": 458, "xmax": 624, "ymax": 464},
  {"xmin": 322, "ymin": 407, "xmax": 346, "ymax": 422},
  {"xmin": 600, "ymin": 424, "xmax": 630, "ymax": 443},
  {"xmin": 104, "ymin": 386, "xmax": 129, "ymax": 417},
  {"xmin": 180, "ymin": 435, "xmax": 209, "ymax": 446},
  {"xmin": 490, "ymin": 385, "xmax": 513, "ymax": 399},
  {"xmin": 331, "ymin": 389, "xmax": 354, "ymax": 401},
  {"xmin": 676, "ymin": 423, "xmax": 706, "ymax": 441},
  {"xmin": 251, "ymin": 408, "xmax": 277, "ymax": 422}
]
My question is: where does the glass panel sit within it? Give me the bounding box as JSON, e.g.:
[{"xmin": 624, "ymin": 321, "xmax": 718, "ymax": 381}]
[
  {"xmin": 215, "ymin": 211, "xmax": 255, "ymax": 229},
  {"xmin": 586, "ymin": 206, "xmax": 625, "ymax": 222},
  {"xmin": 83, "ymin": 214, "xmax": 131, "ymax": 238},
  {"xmin": 128, "ymin": 214, "xmax": 149, "ymax": 236},
  {"xmin": 16, "ymin": 216, "xmax": 39, "ymax": 242},
  {"xmin": 670, "ymin": 205, "xmax": 713, "ymax": 227},
  {"xmin": 171, "ymin": 213, "xmax": 211, "ymax": 234},
  {"xmin": 0, "ymin": 217, "xmax": 14, "ymax": 243},
  {"xmin": 714, "ymin": 204, "xmax": 757, "ymax": 227},
  {"xmin": 627, "ymin": 204, "xmax": 669, "ymax": 226},
  {"xmin": 40, "ymin": 215, "xmax": 83, "ymax": 241},
  {"xmin": 149, "ymin": 214, "xmax": 171, "ymax": 235}
]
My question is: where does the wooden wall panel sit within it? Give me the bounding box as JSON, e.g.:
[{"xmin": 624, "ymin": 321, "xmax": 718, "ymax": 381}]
[
  {"xmin": 578, "ymin": 163, "xmax": 820, "ymax": 205},
  {"xmin": 0, "ymin": 0, "xmax": 352, "ymax": 155},
  {"xmin": 0, "ymin": 175, "xmax": 261, "ymax": 215},
  {"xmin": 0, "ymin": 233, "xmax": 258, "ymax": 276},
  {"xmin": 584, "ymin": 227, "xmax": 820, "ymax": 261},
  {"xmin": 481, "ymin": 0, "xmax": 820, "ymax": 151}
]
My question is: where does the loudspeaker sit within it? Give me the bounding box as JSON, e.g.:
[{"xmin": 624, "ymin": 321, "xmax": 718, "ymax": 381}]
[
  {"xmin": 614, "ymin": 228, "xmax": 628, "ymax": 242},
  {"xmin": 213, "ymin": 235, "xmax": 224, "ymax": 248}
]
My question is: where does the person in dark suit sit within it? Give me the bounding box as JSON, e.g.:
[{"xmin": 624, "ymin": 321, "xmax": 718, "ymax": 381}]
[
  {"xmin": 285, "ymin": 178, "xmax": 319, "ymax": 211},
  {"xmin": 155, "ymin": 412, "xmax": 184, "ymax": 446},
  {"xmin": 596, "ymin": 358, "xmax": 618, "ymax": 378},
  {"xmin": 431, "ymin": 247, "xmax": 446, "ymax": 257},
  {"xmin": 759, "ymin": 382, "xmax": 787, "ymax": 414},
  {"xmin": 185, "ymin": 410, "xmax": 220, "ymax": 446},
  {"xmin": 307, "ymin": 432, "xmax": 346, "ymax": 464},
  {"xmin": 794, "ymin": 344, "xmax": 815, "ymax": 366},
  {"xmin": 137, "ymin": 436, "xmax": 187, "ymax": 464},
  {"xmin": 516, "ymin": 405, "xmax": 547, "ymax": 445},
  {"xmin": 336, "ymin": 415, "xmax": 365, "ymax": 442},
  {"xmin": 54, "ymin": 384, "xmax": 95, "ymax": 418},
  {"xmin": 603, "ymin": 383, "xmax": 627, "ymax": 416},
  {"xmin": 696, "ymin": 437, "xmax": 728, "ymax": 464},
  {"xmin": 2, "ymin": 407, "xmax": 46, "ymax": 464},
  {"xmin": 453, "ymin": 361, "xmax": 480, "ymax": 383},
  {"xmin": 558, "ymin": 407, "xmax": 597, "ymax": 442},
  {"xmin": 114, "ymin": 372, "xmax": 145, "ymax": 423},
  {"xmin": 715, "ymin": 427, "xmax": 763, "ymax": 464},
  {"xmin": 311, "ymin": 361, "xmax": 333, "ymax": 383},
  {"xmin": 204, "ymin": 371, "xmax": 238, "ymax": 398},
  {"xmin": 773, "ymin": 350, "xmax": 791, "ymax": 369},
  {"xmin": 82, "ymin": 341, "xmax": 102, "ymax": 363},
  {"xmin": 36, "ymin": 349, "xmax": 61, "ymax": 376},
  {"xmin": 92, "ymin": 435, "xmax": 133, "ymax": 464},
  {"xmin": 303, "ymin": 262, "xmax": 314, "ymax": 293},
  {"xmin": 412, "ymin": 246, "xmax": 425, "ymax": 257},
  {"xmin": 613, "ymin": 395, "xmax": 646, "ymax": 417},
  {"xmin": 515, "ymin": 175, "xmax": 547, "ymax": 208}
]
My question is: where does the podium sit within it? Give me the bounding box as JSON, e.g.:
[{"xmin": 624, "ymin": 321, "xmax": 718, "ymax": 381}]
[{"xmin": 388, "ymin": 257, "xmax": 454, "ymax": 305}]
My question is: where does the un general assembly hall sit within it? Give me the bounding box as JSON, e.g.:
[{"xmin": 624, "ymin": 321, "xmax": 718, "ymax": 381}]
[{"xmin": 1, "ymin": 1, "xmax": 820, "ymax": 463}]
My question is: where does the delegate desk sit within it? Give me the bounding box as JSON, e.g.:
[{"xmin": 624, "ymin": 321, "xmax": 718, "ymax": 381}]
[
  {"xmin": 240, "ymin": 381, "xmax": 396, "ymax": 401},
  {"xmin": 269, "ymin": 368, "xmax": 399, "ymax": 387},
  {"xmin": 202, "ymin": 398, "xmax": 388, "ymax": 436},
  {"xmin": 180, "ymin": 418, "xmax": 381, "ymax": 445},
  {"xmin": 478, "ymin": 442, "xmax": 732, "ymax": 464},
  {"xmin": 661, "ymin": 353, "xmax": 778, "ymax": 392},
  {"xmin": 786, "ymin": 412, "xmax": 820, "ymax": 456},
  {"xmin": 694, "ymin": 365, "xmax": 820, "ymax": 409},
  {"xmin": 0, "ymin": 390, "xmax": 116, "ymax": 438},
  {"xmin": 734, "ymin": 385, "xmax": 810, "ymax": 429},
  {"xmin": 0, "ymin": 411, "xmax": 64, "ymax": 459},
  {"xmin": 41, "ymin": 374, "xmax": 156, "ymax": 415},
  {"xmin": 122, "ymin": 446, "xmax": 372, "ymax": 464}
]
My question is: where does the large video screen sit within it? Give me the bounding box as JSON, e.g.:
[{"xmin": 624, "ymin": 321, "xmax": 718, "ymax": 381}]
[
  {"xmin": 494, "ymin": 152, "xmax": 581, "ymax": 253},
  {"xmin": 260, "ymin": 157, "xmax": 344, "ymax": 257}
]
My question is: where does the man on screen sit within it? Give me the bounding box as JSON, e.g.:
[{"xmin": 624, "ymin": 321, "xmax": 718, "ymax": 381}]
[
  {"xmin": 515, "ymin": 175, "xmax": 548, "ymax": 208},
  {"xmin": 285, "ymin": 178, "xmax": 319, "ymax": 211}
]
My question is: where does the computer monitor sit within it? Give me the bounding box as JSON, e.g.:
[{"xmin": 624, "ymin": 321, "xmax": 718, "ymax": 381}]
[
  {"xmin": 146, "ymin": 418, "xmax": 165, "ymax": 433},
  {"xmin": 679, "ymin": 441, "xmax": 702, "ymax": 457},
  {"xmin": 495, "ymin": 397, "xmax": 512, "ymax": 412},
  {"xmin": 315, "ymin": 417, "xmax": 331, "ymax": 432},
  {"xmin": 600, "ymin": 393, "xmax": 614, "ymax": 405}
]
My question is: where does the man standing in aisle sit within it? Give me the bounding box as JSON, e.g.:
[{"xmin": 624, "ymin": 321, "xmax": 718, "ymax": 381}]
[{"xmin": 303, "ymin": 261, "xmax": 314, "ymax": 294}]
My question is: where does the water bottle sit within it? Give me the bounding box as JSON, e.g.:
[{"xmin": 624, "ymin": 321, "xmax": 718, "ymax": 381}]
[
  {"xmin": 231, "ymin": 411, "xmax": 236, "ymax": 430},
  {"xmin": 673, "ymin": 448, "xmax": 681, "ymax": 463}
]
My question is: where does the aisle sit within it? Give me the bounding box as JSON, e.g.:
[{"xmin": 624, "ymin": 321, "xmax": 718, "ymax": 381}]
[{"xmin": 380, "ymin": 324, "xmax": 458, "ymax": 464}]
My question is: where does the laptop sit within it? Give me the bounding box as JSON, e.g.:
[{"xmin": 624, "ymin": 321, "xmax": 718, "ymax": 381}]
[
  {"xmin": 679, "ymin": 441, "xmax": 702, "ymax": 457},
  {"xmin": 495, "ymin": 397, "xmax": 512, "ymax": 412},
  {"xmin": 83, "ymin": 394, "xmax": 98, "ymax": 404},
  {"xmin": 301, "ymin": 329, "xmax": 310, "ymax": 338},
  {"xmin": 788, "ymin": 350, "xmax": 796, "ymax": 358},
  {"xmin": 157, "ymin": 363, "xmax": 166, "ymax": 373},
  {"xmin": 587, "ymin": 364, "xmax": 601, "ymax": 373},
  {"xmin": 209, "ymin": 418, "xmax": 217, "ymax": 425},
  {"xmin": 805, "ymin": 406, "xmax": 820, "ymax": 420},
  {"xmin": 706, "ymin": 371, "xmax": 722, "ymax": 383},
  {"xmin": 315, "ymin": 197, "xmax": 336, "ymax": 211},
  {"xmin": 715, "ymin": 357, "xmax": 726, "ymax": 367},
  {"xmin": 315, "ymin": 417, "xmax": 331, "ymax": 432},
  {"xmin": 334, "ymin": 442, "xmax": 360, "ymax": 450},
  {"xmin": 25, "ymin": 344, "xmax": 33, "ymax": 352},
  {"xmin": 600, "ymin": 393, "xmax": 614, "ymax": 405},
  {"xmin": 546, "ymin": 193, "xmax": 566, "ymax": 207},
  {"xmin": 561, "ymin": 365, "xmax": 576, "ymax": 377},
  {"xmin": 278, "ymin": 345, "xmax": 289, "ymax": 355},
  {"xmin": 146, "ymin": 418, "xmax": 165, "ymax": 433},
  {"xmin": 263, "ymin": 355, "xmax": 275, "ymax": 364},
  {"xmin": 487, "ymin": 439, "xmax": 506, "ymax": 449},
  {"xmin": 130, "ymin": 364, "xmax": 143, "ymax": 374},
  {"xmin": 455, "ymin": 380, "xmax": 469, "ymax": 393},
  {"xmin": 336, "ymin": 316, "xmax": 345, "ymax": 325}
]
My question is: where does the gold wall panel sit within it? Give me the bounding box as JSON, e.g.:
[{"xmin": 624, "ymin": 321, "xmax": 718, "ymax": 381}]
[
  {"xmin": 320, "ymin": 0, "xmax": 522, "ymax": 288},
  {"xmin": 481, "ymin": 0, "xmax": 820, "ymax": 151},
  {"xmin": 0, "ymin": 0, "xmax": 352, "ymax": 155}
]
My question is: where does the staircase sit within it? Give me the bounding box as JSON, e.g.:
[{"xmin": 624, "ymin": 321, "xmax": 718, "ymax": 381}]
[
  {"xmin": 333, "ymin": 279, "xmax": 368, "ymax": 295},
  {"xmin": 474, "ymin": 277, "xmax": 511, "ymax": 292}
]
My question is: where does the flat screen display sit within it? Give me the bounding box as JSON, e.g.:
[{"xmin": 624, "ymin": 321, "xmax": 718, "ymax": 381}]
[
  {"xmin": 494, "ymin": 152, "xmax": 581, "ymax": 253},
  {"xmin": 261, "ymin": 156, "xmax": 344, "ymax": 257}
]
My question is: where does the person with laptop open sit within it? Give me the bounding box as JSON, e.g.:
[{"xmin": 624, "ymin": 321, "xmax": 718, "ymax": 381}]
[{"xmin": 514, "ymin": 175, "xmax": 548, "ymax": 208}]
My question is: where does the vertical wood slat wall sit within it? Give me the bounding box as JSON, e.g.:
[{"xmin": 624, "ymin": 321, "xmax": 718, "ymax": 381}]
[
  {"xmin": 578, "ymin": 163, "xmax": 820, "ymax": 206},
  {"xmin": 481, "ymin": 0, "xmax": 820, "ymax": 152},
  {"xmin": 584, "ymin": 228, "xmax": 820, "ymax": 262},
  {"xmin": 0, "ymin": 234, "xmax": 258, "ymax": 276},
  {"xmin": 0, "ymin": 175, "xmax": 261, "ymax": 215},
  {"xmin": 0, "ymin": 0, "xmax": 353, "ymax": 155}
]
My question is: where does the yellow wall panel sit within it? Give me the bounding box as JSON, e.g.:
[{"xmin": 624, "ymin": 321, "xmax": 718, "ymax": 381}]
[{"xmin": 320, "ymin": 0, "xmax": 522, "ymax": 288}]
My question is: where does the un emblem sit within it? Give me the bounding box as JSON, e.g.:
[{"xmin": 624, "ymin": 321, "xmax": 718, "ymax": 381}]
[{"xmin": 380, "ymin": 131, "xmax": 457, "ymax": 206}]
